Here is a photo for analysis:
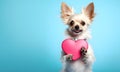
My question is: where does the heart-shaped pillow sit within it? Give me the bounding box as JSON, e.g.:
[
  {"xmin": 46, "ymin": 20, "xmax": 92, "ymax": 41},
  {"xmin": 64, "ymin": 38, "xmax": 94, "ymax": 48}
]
[{"xmin": 61, "ymin": 38, "xmax": 88, "ymax": 60}]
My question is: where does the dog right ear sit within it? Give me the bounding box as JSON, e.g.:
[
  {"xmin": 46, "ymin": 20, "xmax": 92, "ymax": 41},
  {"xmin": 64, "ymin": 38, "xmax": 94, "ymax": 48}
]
[{"xmin": 61, "ymin": 2, "xmax": 74, "ymax": 24}]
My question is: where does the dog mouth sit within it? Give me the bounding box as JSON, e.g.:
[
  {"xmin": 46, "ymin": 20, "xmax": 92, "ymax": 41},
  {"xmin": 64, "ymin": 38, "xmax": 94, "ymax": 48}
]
[
  {"xmin": 67, "ymin": 28, "xmax": 83, "ymax": 37},
  {"xmin": 72, "ymin": 29, "xmax": 83, "ymax": 33}
]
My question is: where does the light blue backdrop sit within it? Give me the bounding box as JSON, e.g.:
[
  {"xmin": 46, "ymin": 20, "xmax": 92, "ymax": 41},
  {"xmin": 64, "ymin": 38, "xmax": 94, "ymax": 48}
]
[{"xmin": 0, "ymin": 0, "xmax": 120, "ymax": 72}]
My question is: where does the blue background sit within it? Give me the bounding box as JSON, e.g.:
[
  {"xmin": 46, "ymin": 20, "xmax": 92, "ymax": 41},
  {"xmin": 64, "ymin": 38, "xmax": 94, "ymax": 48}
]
[{"xmin": 0, "ymin": 0, "xmax": 120, "ymax": 72}]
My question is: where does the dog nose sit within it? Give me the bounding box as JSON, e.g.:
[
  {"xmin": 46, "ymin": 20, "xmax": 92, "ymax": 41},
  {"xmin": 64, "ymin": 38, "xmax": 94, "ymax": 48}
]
[{"xmin": 75, "ymin": 25, "xmax": 79, "ymax": 30}]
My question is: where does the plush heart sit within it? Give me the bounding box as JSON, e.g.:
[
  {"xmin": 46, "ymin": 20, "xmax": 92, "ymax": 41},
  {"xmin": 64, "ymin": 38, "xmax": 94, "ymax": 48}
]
[{"xmin": 62, "ymin": 38, "xmax": 88, "ymax": 60}]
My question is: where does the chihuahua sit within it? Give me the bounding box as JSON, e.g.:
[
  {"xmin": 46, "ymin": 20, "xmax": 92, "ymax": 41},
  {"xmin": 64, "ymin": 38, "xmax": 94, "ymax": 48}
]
[{"xmin": 60, "ymin": 2, "xmax": 95, "ymax": 72}]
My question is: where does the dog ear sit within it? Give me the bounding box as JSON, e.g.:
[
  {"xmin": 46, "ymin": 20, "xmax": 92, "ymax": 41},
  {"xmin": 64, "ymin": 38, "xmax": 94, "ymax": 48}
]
[
  {"xmin": 61, "ymin": 2, "xmax": 74, "ymax": 24},
  {"xmin": 84, "ymin": 2, "xmax": 95, "ymax": 20}
]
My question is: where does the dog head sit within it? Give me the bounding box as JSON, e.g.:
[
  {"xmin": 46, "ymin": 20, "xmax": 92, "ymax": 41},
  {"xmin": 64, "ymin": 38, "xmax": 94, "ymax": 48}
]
[{"xmin": 61, "ymin": 2, "xmax": 95, "ymax": 37}]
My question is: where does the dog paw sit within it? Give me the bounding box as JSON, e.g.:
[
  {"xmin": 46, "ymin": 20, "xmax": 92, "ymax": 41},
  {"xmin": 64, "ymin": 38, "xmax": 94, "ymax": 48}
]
[
  {"xmin": 66, "ymin": 54, "xmax": 73, "ymax": 61},
  {"xmin": 80, "ymin": 47, "xmax": 87, "ymax": 56}
]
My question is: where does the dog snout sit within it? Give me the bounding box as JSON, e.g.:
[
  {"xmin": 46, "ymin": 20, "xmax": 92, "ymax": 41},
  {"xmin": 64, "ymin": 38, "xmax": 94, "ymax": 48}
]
[{"xmin": 75, "ymin": 25, "xmax": 79, "ymax": 30}]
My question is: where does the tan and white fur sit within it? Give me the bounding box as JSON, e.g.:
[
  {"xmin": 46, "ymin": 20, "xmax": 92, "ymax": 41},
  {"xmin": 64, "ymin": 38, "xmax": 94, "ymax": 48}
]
[{"xmin": 60, "ymin": 2, "xmax": 95, "ymax": 72}]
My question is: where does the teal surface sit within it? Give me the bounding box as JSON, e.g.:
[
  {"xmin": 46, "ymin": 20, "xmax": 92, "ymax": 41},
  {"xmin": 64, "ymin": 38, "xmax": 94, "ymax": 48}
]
[{"xmin": 0, "ymin": 0, "xmax": 120, "ymax": 72}]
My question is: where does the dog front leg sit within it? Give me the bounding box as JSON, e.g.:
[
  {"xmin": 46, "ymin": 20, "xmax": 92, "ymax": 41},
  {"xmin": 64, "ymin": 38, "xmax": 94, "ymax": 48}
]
[
  {"xmin": 80, "ymin": 46, "xmax": 95, "ymax": 65},
  {"xmin": 61, "ymin": 51, "xmax": 73, "ymax": 62}
]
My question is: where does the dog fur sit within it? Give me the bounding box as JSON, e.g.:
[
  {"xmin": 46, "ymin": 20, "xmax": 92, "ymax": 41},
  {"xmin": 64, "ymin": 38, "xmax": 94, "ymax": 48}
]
[{"xmin": 60, "ymin": 2, "xmax": 95, "ymax": 72}]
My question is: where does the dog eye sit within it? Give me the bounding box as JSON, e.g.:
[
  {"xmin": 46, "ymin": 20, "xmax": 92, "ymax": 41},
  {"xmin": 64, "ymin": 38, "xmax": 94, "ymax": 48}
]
[
  {"xmin": 81, "ymin": 21, "xmax": 85, "ymax": 26},
  {"xmin": 69, "ymin": 20, "xmax": 74, "ymax": 26}
]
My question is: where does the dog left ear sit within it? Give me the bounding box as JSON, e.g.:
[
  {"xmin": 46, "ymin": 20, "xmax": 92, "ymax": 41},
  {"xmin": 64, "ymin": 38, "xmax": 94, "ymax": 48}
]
[{"xmin": 84, "ymin": 2, "xmax": 95, "ymax": 20}]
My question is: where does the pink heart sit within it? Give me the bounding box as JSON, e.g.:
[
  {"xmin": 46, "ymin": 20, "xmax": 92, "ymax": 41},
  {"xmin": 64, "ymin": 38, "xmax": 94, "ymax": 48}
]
[{"xmin": 62, "ymin": 38, "xmax": 88, "ymax": 60}]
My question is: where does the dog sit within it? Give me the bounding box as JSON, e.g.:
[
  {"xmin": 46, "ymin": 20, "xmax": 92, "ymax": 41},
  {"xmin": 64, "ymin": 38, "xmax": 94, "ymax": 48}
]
[{"xmin": 60, "ymin": 2, "xmax": 95, "ymax": 72}]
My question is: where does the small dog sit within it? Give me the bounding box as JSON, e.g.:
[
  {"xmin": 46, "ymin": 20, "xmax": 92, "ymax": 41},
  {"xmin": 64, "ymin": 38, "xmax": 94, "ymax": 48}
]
[{"xmin": 60, "ymin": 2, "xmax": 95, "ymax": 72}]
